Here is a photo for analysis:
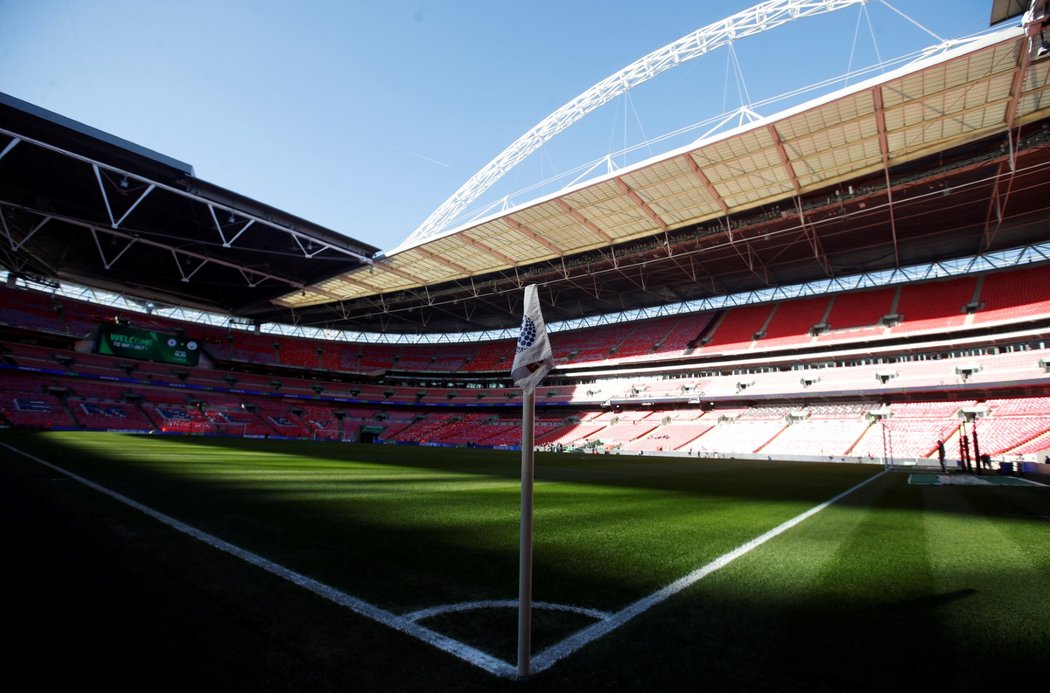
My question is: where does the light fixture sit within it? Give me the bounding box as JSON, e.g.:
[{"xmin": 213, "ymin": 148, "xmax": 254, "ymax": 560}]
[{"xmin": 119, "ymin": 176, "xmax": 129, "ymax": 189}]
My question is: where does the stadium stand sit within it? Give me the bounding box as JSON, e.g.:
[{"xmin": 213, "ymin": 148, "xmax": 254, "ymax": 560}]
[
  {"xmin": 277, "ymin": 337, "xmax": 322, "ymax": 369},
  {"xmin": 701, "ymin": 304, "xmax": 775, "ymax": 352},
  {"xmin": 583, "ymin": 419, "xmax": 660, "ymax": 449},
  {"xmin": 70, "ymin": 400, "xmax": 150, "ymax": 430},
  {"xmin": 611, "ymin": 316, "xmax": 680, "ymax": 359},
  {"xmin": 462, "ymin": 339, "xmax": 514, "ymax": 372},
  {"xmin": 892, "ymin": 276, "xmax": 978, "ymax": 334},
  {"xmin": 974, "ymin": 266, "xmax": 1050, "ymax": 324},
  {"xmin": 758, "ymin": 411, "xmax": 871, "ymax": 458},
  {"xmin": 687, "ymin": 419, "xmax": 787, "ymax": 455},
  {"xmin": 758, "ymin": 296, "xmax": 829, "ymax": 347},
  {"xmin": 973, "ymin": 397, "xmax": 1050, "ymax": 455},
  {"xmin": 4, "ymin": 257, "xmax": 1050, "ymax": 465},
  {"xmin": 623, "ymin": 422, "xmax": 713, "ymax": 452},
  {"xmin": 819, "ymin": 286, "xmax": 897, "ymax": 340},
  {"xmin": 0, "ymin": 391, "xmax": 73, "ymax": 428},
  {"xmin": 0, "ymin": 287, "xmax": 68, "ymax": 334}
]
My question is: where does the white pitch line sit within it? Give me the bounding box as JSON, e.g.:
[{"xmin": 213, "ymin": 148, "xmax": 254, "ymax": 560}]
[
  {"xmin": 530, "ymin": 469, "xmax": 889, "ymax": 673},
  {"xmin": 1, "ymin": 443, "xmax": 516, "ymax": 678},
  {"xmin": 405, "ymin": 599, "xmax": 611, "ymax": 623}
]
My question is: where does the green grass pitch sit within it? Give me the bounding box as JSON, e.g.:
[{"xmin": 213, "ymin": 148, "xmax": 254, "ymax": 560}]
[{"xmin": 2, "ymin": 430, "xmax": 1047, "ymax": 690}]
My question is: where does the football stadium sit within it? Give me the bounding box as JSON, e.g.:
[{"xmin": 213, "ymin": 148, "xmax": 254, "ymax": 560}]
[{"xmin": 2, "ymin": 1, "xmax": 1049, "ymax": 689}]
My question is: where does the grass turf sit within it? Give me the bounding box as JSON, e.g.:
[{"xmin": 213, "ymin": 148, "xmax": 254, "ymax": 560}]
[{"xmin": 2, "ymin": 430, "xmax": 1047, "ymax": 690}]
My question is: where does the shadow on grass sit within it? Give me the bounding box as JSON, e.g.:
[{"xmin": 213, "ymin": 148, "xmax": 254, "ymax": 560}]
[{"xmin": 2, "ymin": 430, "xmax": 1048, "ymax": 690}]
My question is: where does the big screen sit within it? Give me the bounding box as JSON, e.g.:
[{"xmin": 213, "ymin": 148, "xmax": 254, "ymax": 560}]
[{"xmin": 97, "ymin": 324, "xmax": 201, "ymax": 366}]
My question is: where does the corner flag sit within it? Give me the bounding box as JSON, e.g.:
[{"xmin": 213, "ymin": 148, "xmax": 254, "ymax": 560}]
[
  {"xmin": 511, "ymin": 284, "xmax": 554, "ymax": 393},
  {"xmin": 513, "ymin": 284, "xmax": 553, "ymax": 678}
]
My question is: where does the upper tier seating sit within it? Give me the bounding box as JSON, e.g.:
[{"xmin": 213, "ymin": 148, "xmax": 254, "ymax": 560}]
[
  {"xmin": 0, "ymin": 286, "xmax": 68, "ymax": 334},
  {"xmin": 758, "ymin": 296, "xmax": 830, "ymax": 348},
  {"xmin": 820, "ymin": 287, "xmax": 897, "ymax": 333},
  {"xmin": 892, "ymin": 276, "xmax": 977, "ymax": 333},
  {"xmin": 6, "ymin": 261, "xmax": 1050, "ymax": 379},
  {"xmin": 701, "ymin": 304, "xmax": 775, "ymax": 352},
  {"xmin": 974, "ymin": 265, "xmax": 1050, "ymax": 324}
]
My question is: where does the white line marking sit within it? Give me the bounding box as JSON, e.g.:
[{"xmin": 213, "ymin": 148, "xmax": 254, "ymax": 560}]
[
  {"xmin": 907, "ymin": 473, "xmax": 1048, "ymax": 487},
  {"xmin": 530, "ymin": 469, "xmax": 889, "ymax": 673},
  {"xmin": 405, "ymin": 599, "xmax": 610, "ymax": 623},
  {"xmin": 5, "ymin": 441, "xmax": 887, "ymax": 678},
  {"xmin": 1, "ymin": 443, "xmax": 516, "ymax": 678}
]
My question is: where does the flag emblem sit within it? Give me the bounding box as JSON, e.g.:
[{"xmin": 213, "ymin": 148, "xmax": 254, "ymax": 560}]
[{"xmin": 517, "ymin": 317, "xmax": 537, "ymax": 352}]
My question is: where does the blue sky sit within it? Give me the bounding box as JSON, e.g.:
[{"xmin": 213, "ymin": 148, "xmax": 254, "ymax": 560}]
[{"xmin": 1, "ymin": 1, "xmax": 999, "ymax": 252}]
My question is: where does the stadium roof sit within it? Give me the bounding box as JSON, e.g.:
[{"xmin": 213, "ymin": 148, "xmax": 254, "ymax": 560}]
[
  {"xmin": 270, "ymin": 17, "xmax": 1050, "ymax": 332},
  {"xmin": 4, "ymin": 5, "xmax": 1050, "ymax": 334},
  {"xmin": 0, "ymin": 92, "xmax": 378, "ymax": 316}
]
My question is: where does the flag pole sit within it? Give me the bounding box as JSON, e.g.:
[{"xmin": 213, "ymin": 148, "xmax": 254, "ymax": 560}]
[
  {"xmin": 517, "ymin": 387, "xmax": 536, "ymax": 678},
  {"xmin": 511, "ymin": 284, "xmax": 551, "ymax": 679}
]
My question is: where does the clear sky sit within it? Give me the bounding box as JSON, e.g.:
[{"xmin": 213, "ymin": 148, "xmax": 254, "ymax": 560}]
[{"xmin": 0, "ymin": 0, "xmax": 999, "ymax": 252}]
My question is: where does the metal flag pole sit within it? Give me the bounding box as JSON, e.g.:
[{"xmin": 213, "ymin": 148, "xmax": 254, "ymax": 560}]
[{"xmin": 517, "ymin": 387, "xmax": 536, "ymax": 678}]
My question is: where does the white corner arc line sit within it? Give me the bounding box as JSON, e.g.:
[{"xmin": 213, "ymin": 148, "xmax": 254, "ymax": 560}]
[
  {"xmin": 405, "ymin": 599, "xmax": 611, "ymax": 623},
  {"xmin": 530, "ymin": 469, "xmax": 889, "ymax": 673},
  {"xmin": 1, "ymin": 443, "xmax": 516, "ymax": 678}
]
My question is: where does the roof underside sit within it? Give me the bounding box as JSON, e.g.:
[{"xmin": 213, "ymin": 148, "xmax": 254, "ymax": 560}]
[
  {"xmin": 0, "ymin": 93, "xmax": 378, "ymax": 316},
  {"xmin": 4, "ymin": 17, "xmax": 1050, "ymax": 334}
]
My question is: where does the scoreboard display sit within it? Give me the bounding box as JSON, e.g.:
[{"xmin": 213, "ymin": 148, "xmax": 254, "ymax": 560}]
[{"xmin": 97, "ymin": 324, "xmax": 200, "ymax": 366}]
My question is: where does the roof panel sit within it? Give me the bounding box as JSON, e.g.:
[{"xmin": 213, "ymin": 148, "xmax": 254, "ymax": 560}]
[
  {"xmin": 796, "ymin": 139, "xmax": 882, "ymax": 187},
  {"xmin": 620, "ymin": 155, "xmax": 691, "ymax": 187},
  {"xmin": 470, "ymin": 215, "xmax": 564, "ymax": 261},
  {"xmin": 510, "ymin": 204, "xmax": 592, "ymax": 250},
  {"xmin": 1024, "ymin": 58, "xmax": 1050, "ymax": 91},
  {"xmin": 704, "ymin": 149, "xmax": 782, "ymax": 184},
  {"xmin": 778, "ymin": 91, "xmax": 876, "ymax": 140},
  {"xmin": 881, "ymin": 42, "xmax": 1016, "ymax": 108},
  {"xmin": 787, "ymin": 116, "xmax": 879, "ymax": 159},
  {"xmin": 1019, "ymin": 86, "xmax": 1050, "ymax": 118},
  {"xmin": 428, "ymin": 235, "xmax": 499, "ymax": 271},
  {"xmin": 695, "ymin": 127, "xmax": 774, "ymax": 166},
  {"xmin": 622, "ymin": 158, "xmax": 719, "ymax": 223},
  {"xmin": 1018, "ymin": 61, "xmax": 1050, "ymax": 118}
]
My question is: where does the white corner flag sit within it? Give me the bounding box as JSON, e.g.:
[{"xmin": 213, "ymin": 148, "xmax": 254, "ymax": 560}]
[
  {"xmin": 512, "ymin": 284, "xmax": 553, "ymax": 678},
  {"xmin": 511, "ymin": 284, "xmax": 554, "ymax": 393}
]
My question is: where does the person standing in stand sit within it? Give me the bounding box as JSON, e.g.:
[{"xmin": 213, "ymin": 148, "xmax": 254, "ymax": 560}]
[
  {"xmin": 961, "ymin": 433, "xmax": 972, "ymax": 473},
  {"xmin": 937, "ymin": 438, "xmax": 947, "ymax": 474}
]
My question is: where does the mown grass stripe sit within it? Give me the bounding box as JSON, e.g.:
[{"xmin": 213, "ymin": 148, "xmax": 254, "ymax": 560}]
[
  {"xmin": 530, "ymin": 468, "xmax": 888, "ymax": 672},
  {"xmin": 923, "ymin": 484, "xmax": 1050, "ymax": 649}
]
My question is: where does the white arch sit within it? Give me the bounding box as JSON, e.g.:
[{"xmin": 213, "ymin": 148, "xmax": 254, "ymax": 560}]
[{"xmin": 403, "ymin": 0, "xmax": 864, "ymax": 249}]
